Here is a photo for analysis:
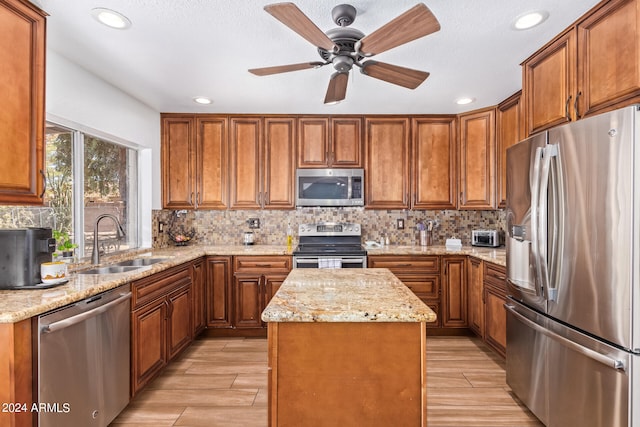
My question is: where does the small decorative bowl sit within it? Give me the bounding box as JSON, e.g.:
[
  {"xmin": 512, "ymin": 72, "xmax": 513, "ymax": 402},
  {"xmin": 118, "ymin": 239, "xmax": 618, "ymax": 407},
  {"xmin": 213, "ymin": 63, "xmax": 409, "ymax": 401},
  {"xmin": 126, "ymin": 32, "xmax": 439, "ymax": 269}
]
[{"xmin": 168, "ymin": 229, "xmax": 196, "ymax": 246}]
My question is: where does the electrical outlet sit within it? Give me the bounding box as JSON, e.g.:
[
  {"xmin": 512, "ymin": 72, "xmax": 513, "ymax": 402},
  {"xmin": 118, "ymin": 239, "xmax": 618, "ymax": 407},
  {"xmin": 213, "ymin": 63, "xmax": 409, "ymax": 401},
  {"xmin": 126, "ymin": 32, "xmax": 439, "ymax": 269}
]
[
  {"xmin": 248, "ymin": 218, "xmax": 260, "ymax": 229},
  {"xmin": 397, "ymin": 219, "xmax": 405, "ymax": 230},
  {"xmin": 158, "ymin": 221, "xmax": 165, "ymax": 233}
]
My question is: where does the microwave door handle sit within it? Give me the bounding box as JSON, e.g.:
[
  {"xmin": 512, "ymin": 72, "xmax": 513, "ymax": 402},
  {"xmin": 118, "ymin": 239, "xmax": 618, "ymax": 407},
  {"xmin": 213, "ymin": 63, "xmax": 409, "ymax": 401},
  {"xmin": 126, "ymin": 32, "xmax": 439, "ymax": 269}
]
[{"xmin": 347, "ymin": 177, "xmax": 352, "ymax": 200}]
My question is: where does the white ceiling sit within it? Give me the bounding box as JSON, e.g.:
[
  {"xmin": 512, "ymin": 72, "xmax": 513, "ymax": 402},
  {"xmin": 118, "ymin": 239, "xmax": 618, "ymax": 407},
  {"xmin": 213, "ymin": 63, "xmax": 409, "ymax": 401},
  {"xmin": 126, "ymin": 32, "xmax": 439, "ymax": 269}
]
[{"xmin": 35, "ymin": 0, "xmax": 599, "ymax": 115}]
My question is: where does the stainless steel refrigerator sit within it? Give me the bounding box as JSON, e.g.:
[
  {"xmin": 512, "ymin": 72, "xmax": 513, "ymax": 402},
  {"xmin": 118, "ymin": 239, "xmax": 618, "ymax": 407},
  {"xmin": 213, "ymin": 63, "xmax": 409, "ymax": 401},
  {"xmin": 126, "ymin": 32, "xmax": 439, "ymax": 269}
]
[{"xmin": 505, "ymin": 105, "xmax": 640, "ymax": 427}]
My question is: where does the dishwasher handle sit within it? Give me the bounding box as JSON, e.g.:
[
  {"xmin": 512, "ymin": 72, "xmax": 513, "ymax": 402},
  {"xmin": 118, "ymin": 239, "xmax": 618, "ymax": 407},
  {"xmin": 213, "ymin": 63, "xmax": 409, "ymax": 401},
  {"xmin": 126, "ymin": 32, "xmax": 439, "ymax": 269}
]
[
  {"xmin": 505, "ymin": 303, "xmax": 625, "ymax": 371},
  {"xmin": 42, "ymin": 292, "xmax": 132, "ymax": 334}
]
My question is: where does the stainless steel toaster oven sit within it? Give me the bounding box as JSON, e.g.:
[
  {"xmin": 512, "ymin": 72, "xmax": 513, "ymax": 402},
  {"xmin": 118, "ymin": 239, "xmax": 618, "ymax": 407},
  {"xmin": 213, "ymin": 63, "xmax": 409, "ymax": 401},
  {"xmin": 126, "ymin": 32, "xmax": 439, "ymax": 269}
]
[{"xmin": 471, "ymin": 229, "xmax": 503, "ymax": 247}]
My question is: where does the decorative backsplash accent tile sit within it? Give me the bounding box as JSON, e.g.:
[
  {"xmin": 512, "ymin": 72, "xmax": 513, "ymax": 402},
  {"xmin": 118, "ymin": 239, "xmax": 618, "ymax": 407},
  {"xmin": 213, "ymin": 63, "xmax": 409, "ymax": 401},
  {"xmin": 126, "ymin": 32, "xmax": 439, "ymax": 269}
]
[{"xmin": 152, "ymin": 208, "xmax": 506, "ymax": 248}]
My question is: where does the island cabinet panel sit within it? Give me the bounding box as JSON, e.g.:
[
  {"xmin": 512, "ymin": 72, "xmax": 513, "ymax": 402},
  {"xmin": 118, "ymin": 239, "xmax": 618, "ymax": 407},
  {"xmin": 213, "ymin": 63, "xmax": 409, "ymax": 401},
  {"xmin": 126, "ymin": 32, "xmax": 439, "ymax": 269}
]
[
  {"xmin": 458, "ymin": 107, "xmax": 496, "ymax": 210},
  {"xmin": 233, "ymin": 256, "xmax": 291, "ymax": 331},
  {"xmin": 191, "ymin": 257, "xmax": 205, "ymax": 336},
  {"xmin": 131, "ymin": 263, "xmax": 194, "ymax": 396},
  {"xmin": 268, "ymin": 322, "xmax": 426, "ymax": 427},
  {"xmin": 442, "ymin": 256, "xmax": 468, "ymax": 328},
  {"xmin": 0, "ymin": 0, "xmax": 46, "ymax": 205},
  {"xmin": 368, "ymin": 255, "xmax": 441, "ymax": 328},
  {"xmin": 0, "ymin": 319, "xmax": 34, "ymax": 427},
  {"xmin": 205, "ymin": 256, "xmax": 233, "ymax": 329},
  {"xmin": 483, "ymin": 262, "xmax": 508, "ymax": 357},
  {"xmin": 467, "ymin": 257, "xmax": 484, "ymax": 337},
  {"xmin": 364, "ymin": 117, "xmax": 411, "ymax": 209},
  {"xmin": 411, "ymin": 116, "xmax": 457, "ymax": 210}
]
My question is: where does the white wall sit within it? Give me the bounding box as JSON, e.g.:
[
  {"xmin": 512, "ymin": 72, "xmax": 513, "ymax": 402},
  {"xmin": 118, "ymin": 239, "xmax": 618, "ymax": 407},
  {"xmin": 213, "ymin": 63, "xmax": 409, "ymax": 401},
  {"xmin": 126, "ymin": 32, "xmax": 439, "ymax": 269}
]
[{"xmin": 46, "ymin": 49, "xmax": 161, "ymax": 247}]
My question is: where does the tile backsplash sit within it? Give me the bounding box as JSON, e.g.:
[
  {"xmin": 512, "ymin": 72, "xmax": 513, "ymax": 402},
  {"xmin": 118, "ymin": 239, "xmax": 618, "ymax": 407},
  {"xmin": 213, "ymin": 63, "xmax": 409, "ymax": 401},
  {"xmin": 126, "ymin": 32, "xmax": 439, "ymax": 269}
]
[{"xmin": 153, "ymin": 208, "xmax": 506, "ymax": 248}]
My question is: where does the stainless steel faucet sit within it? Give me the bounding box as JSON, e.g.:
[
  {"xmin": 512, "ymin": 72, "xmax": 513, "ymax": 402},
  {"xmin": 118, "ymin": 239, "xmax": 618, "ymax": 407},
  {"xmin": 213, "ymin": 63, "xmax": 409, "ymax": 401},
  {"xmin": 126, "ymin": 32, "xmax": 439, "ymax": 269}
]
[{"xmin": 92, "ymin": 214, "xmax": 126, "ymax": 265}]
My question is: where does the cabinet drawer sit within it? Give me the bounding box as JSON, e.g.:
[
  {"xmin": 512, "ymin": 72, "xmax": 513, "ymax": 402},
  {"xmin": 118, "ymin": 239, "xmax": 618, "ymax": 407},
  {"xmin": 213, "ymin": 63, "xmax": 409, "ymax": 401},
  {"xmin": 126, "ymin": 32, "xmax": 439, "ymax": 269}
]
[
  {"xmin": 483, "ymin": 262, "xmax": 507, "ymax": 289},
  {"xmin": 396, "ymin": 274, "xmax": 440, "ymax": 299},
  {"xmin": 234, "ymin": 256, "xmax": 291, "ymax": 272},
  {"xmin": 132, "ymin": 264, "xmax": 191, "ymax": 309},
  {"xmin": 368, "ymin": 256, "xmax": 440, "ymax": 273}
]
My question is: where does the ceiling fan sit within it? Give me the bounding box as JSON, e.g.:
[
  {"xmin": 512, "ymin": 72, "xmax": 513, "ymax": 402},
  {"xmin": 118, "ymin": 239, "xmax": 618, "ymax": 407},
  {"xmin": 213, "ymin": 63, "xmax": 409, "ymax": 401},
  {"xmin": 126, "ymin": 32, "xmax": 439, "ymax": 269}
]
[{"xmin": 249, "ymin": 2, "xmax": 441, "ymax": 104}]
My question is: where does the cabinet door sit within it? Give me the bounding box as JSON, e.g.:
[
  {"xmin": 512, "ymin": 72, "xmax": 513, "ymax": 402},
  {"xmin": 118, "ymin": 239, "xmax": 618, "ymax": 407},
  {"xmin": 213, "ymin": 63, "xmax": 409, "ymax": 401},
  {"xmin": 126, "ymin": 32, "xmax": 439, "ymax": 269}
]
[
  {"xmin": 191, "ymin": 258, "xmax": 205, "ymax": 336},
  {"xmin": 577, "ymin": 0, "xmax": 640, "ymax": 117},
  {"xmin": 365, "ymin": 117, "xmax": 410, "ymax": 209},
  {"xmin": 167, "ymin": 285, "xmax": 193, "ymax": 360},
  {"xmin": 496, "ymin": 92, "xmax": 524, "ymax": 208},
  {"xmin": 331, "ymin": 117, "xmax": 363, "ymax": 167},
  {"xmin": 442, "ymin": 257, "xmax": 467, "ymax": 328},
  {"xmin": 467, "ymin": 257, "xmax": 484, "ymax": 337},
  {"xmin": 264, "ymin": 118, "xmax": 295, "ymax": 209},
  {"xmin": 0, "ymin": 0, "xmax": 45, "ymax": 205},
  {"xmin": 230, "ymin": 117, "xmax": 262, "ymax": 209},
  {"xmin": 412, "ymin": 117, "xmax": 457, "ymax": 209},
  {"xmin": 297, "ymin": 117, "xmax": 329, "ymax": 167},
  {"xmin": 458, "ymin": 108, "xmax": 496, "ymax": 210},
  {"xmin": 161, "ymin": 115, "xmax": 196, "ymax": 209},
  {"xmin": 132, "ymin": 299, "xmax": 167, "ymax": 395},
  {"xmin": 205, "ymin": 256, "xmax": 233, "ymax": 328},
  {"xmin": 264, "ymin": 274, "xmax": 287, "ymax": 305},
  {"xmin": 484, "ymin": 283, "xmax": 507, "ymax": 357},
  {"xmin": 233, "ymin": 274, "xmax": 263, "ymax": 328},
  {"xmin": 523, "ymin": 30, "xmax": 577, "ymax": 135},
  {"xmin": 196, "ymin": 116, "xmax": 228, "ymax": 209}
]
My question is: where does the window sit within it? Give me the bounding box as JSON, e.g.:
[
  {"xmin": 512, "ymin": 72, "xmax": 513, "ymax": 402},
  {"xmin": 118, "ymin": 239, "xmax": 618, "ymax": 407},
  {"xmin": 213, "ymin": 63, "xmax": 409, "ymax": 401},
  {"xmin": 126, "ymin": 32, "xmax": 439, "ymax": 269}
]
[{"xmin": 45, "ymin": 122, "xmax": 139, "ymax": 258}]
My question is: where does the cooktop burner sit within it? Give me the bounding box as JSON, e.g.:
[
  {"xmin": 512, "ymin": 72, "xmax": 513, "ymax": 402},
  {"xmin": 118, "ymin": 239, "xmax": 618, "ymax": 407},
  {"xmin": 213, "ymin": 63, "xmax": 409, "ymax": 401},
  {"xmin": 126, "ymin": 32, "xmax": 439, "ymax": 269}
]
[{"xmin": 293, "ymin": 222, "xmax": 365, "ymax": 256}]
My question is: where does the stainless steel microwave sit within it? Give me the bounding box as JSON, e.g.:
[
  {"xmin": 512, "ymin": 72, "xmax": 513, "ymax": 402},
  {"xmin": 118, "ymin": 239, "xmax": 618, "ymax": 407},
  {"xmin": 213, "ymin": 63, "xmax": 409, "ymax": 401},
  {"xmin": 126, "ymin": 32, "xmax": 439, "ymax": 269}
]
[{"xmin": 295, "ymin": 168, "xmax": 364, "ymax": 207}]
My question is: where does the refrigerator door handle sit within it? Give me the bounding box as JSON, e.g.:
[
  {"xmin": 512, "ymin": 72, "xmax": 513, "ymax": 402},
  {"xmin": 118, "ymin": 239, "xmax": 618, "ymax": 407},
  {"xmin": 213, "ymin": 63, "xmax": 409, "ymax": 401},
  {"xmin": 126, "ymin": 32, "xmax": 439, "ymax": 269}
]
[
  {"xmin": 505, "ymin": 304, "xmax": 626, "ymax": 371},
  {"xmin": 530, "ymin": 147, "xmax": 544, "ymax": 298},
  {"xmin": 539, "ymin": 144, "xmax": 558, "ymax": 302}
]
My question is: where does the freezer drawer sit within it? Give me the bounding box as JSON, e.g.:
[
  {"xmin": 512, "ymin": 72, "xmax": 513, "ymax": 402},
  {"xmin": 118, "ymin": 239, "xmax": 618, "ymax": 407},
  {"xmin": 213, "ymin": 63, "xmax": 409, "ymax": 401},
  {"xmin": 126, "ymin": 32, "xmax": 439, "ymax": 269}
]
[{"xmin": 506, "ymin": 299, "xmax": 635, "ymax": 427}]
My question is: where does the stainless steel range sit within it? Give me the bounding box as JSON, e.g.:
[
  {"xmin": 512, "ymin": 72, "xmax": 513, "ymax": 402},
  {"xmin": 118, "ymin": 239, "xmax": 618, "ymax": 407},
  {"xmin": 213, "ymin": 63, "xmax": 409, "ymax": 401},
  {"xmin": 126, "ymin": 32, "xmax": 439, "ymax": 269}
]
[{"xmin": 292, "ymin": 222, "xmax": 366, "ymax": 269}]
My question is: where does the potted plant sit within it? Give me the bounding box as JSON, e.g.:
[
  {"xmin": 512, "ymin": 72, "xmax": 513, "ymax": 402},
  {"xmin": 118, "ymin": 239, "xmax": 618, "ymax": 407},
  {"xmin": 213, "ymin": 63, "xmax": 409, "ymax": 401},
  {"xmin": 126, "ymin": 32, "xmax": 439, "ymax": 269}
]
[{"xmin": 53, "ymin": 229, "xmax": 78, "ymax": 261}]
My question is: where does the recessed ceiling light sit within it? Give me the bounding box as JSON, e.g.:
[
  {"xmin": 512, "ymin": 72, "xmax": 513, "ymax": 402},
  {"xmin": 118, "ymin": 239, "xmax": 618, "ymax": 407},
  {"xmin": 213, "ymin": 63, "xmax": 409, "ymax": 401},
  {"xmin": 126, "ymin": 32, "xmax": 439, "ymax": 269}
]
[
  {"xmin": 513, "ymin": 10, "xmax": 549, "ymax": 30},
  {"xmin": 455, "ymin": 97, "xmax": 475, "ymax": 105},
  {"xmin": 193, "ymin": 96, "xmax": 213, "ymax": 105},
  {"xmin": 91, "ymin": 8, "xmax": 131, "ymax": 29}
]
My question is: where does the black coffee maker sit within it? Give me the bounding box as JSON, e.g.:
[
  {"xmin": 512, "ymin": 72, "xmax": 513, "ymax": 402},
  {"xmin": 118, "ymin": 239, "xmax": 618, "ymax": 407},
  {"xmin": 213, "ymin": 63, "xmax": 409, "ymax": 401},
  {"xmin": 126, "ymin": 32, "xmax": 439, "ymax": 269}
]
[{"xmin": 0, "ymin": 227, "xmax": 56, "ymax": 289}]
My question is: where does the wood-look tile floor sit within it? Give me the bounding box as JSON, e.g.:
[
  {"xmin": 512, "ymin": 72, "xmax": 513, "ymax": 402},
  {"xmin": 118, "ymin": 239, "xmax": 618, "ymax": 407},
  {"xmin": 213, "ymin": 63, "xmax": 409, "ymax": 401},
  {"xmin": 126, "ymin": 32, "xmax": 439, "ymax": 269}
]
[{"xmin": 110, "ymin": 335, "xmax": 543, "ymax": 427}]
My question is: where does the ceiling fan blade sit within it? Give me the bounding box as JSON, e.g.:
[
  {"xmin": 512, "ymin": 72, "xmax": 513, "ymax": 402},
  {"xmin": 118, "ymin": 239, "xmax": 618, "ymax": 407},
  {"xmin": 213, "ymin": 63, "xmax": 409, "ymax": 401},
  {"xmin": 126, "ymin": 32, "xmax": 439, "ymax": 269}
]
[
  {"xmin": 324, "ymin": 72, "xmax": 349, "ymax": 104},
  {"xmin": 360, "ymin": 61, "xmax": 429, "ymax": 89},
  {"xmin": 264, "ymin": 3, "xmax": 336, "ymax": 51},
  {"xmin": 249, "ymin": 62, "xmax": 325, "ymax": 76},
  {"xmin": 358, "ymin": 4, "xmax": 441, "ymax": 56}
]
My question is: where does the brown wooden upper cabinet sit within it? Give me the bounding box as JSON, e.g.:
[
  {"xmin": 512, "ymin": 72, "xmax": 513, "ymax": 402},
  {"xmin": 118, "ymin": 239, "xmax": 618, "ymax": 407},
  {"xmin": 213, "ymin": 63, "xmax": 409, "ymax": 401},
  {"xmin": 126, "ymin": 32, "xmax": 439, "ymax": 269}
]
[
  {"xmin": 229, "ymin": 117, "xmax": 295, "ymax": 209},
  {"xmin": 411, "ymin": 116, "xmax": 457, "ymax": 210},
  {"xmin": 161, "ymin": 115, "xmax": 229, "ymax": 209},
  {"xmin": 523, "ymin": 0, "xmax": 640, "ymax": 135},
  {"xmin": 458, "ymin": 107, "xmax": 496, "ymax": 210},
  {"xmin": 0, "ymin": 0, "xmax": 46, "ymax": 205},
  {"xmin": 496, "ymin": 92, "xmax": 524, "ymax": 208},
  {"xmin": 297, "ymin": 116, "xmax": 363, "ymax": 168},
  {"xmin": 364, "ymin": 117, "xmax": 411, "ymax": 209}
]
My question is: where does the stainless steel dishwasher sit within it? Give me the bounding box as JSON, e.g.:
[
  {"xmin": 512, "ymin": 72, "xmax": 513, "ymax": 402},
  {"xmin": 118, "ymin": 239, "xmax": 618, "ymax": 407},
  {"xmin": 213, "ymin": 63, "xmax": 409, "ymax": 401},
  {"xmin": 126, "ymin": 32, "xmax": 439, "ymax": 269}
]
[{"xmin": 38, "ymin": 284, "xmax": 131, "ymax": 427}]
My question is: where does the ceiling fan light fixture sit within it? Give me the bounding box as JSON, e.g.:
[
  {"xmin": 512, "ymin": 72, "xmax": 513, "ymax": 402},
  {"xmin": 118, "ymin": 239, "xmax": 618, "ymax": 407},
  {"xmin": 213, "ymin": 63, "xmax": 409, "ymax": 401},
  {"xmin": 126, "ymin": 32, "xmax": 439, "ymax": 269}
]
[
  {"xmin": 512, "ymin": 10, "xmax": 549, "ymax": 30},
  {"xmin": 91, "ymin": 8, "xmax": 131, "ymax": 30},
  {"xmin": 193, "ymin": 96, "xmax": 213, "ymax": 105},
  {"xmin": 455, "ymin": 97, "xmax": 475, "ymax": 105}
]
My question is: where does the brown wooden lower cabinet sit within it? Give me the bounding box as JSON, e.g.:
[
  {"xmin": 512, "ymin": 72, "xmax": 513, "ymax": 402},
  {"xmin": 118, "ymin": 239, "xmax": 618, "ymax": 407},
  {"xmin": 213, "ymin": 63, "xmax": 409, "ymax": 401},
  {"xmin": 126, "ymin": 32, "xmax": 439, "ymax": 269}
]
[
  {"xmin": 441, "ymin": 256, "xmax": 468, "ymax": 328},
  {"xmin": 483, "ymin": 262, "xmax": 508, "ymax": 357},
  {"xmin": 191, "ymin": 258, "xmax": 205, "ymax": 336},
  {"xmin": 467, "ymin": 257, "xmax": 484, "ymax": 337},
  {"xmin": 0, "ymin": 319, "xmax": 34, "ymax": 427},
  {"xmin": 131, "ymin": 262, "xmax": 193, "ymax": 396},
  {"xmin": 205, "ymin": 256, "xmax": 233, "ymax": 328}
]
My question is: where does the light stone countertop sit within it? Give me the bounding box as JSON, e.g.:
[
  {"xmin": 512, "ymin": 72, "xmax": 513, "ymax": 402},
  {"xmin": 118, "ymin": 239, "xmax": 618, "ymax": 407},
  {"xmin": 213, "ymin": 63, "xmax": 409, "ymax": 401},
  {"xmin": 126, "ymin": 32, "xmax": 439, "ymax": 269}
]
[
  {"xmin": 366, "ymin": 245, "xmax": 506, "ymax": 267},
  {"xmin": 0, "ymin": 244, "xmax": 502, "ymax": 324},
  {"xmin": 261, "ymin": 268, "xmax": 437, "ymax": 323}
]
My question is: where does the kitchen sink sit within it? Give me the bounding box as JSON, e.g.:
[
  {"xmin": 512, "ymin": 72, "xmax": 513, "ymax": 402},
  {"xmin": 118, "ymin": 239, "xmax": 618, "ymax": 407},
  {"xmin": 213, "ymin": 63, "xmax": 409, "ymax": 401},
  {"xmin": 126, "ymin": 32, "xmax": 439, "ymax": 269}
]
[
  {"xmin": 114, "ymin": 257, "xmax": 168, "ymax": 267},
  {"xmin": 78, "ymin": 265, "xmax": 145, "ymax": 275}
]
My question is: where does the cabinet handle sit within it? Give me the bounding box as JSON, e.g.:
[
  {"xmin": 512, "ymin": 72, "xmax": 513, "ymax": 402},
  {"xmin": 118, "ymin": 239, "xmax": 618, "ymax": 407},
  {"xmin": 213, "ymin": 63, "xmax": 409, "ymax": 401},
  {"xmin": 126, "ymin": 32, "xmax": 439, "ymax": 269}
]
[
  {"xmin": 190, "ymin": 192, "xmax": 194, "ymax": 205},
  {"xmin": 565, "ymin": 95, "xmax": 573, "ymax": 121},
  {"xmin": 255, "ymin": 264, "xmax": 272, "ymax": 268},
  {"xmin": 264, "ymin": 191, "xmax": 268, "ymax": 207},
  {"xmin": 39, "ymin": 169, "xmax": 47, "ymax": 198},
  {"xmin": 163, "ymin": 300, "xmax": 171, "ymax": 319},
  {"xmin": 395, "ymin": 264, "xmax": 412, "ymax": 267},
  {"xmin": 196, "ymin": 192, "xmax": 201, "ymax": 206},
  {"xmin": 574, "ymin": 91, "xmax": 582, "ymax": 119}
]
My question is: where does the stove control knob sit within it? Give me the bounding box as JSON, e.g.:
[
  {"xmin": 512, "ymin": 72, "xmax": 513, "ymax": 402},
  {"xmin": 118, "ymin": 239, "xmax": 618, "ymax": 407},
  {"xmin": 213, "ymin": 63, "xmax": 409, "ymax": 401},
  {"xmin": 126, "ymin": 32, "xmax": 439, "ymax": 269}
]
[{"xmin": 354, "ymin": 225, "xmax": 360, "ymax": 232}]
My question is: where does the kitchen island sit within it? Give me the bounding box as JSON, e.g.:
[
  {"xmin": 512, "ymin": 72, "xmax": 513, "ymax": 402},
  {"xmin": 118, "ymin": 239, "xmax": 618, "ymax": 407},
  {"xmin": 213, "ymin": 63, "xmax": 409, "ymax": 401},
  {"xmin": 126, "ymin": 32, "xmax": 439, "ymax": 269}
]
[{"xmin": 261, "ymin": 268, "xmax": 436, "ymax": 427}]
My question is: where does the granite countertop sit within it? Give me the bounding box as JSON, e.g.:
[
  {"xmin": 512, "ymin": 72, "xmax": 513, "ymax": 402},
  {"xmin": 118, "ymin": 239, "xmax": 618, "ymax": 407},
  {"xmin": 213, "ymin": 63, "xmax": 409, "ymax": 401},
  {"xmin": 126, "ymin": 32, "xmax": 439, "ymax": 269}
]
[
  {"xmin": 0, "ymin": 245, "xmax": 293, "ymax": 324},
  {"xmin": 261, "ymin": 268, "xmax": 437, "ymax": 323},
  {"xmin": 366, "ymin": 245, "xmax": 506, "ymax": 267}
]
